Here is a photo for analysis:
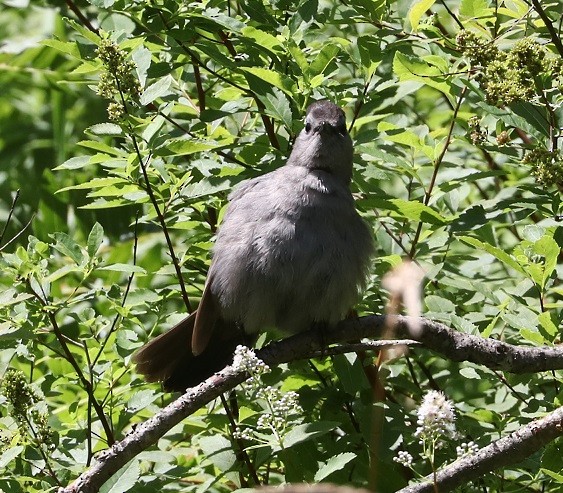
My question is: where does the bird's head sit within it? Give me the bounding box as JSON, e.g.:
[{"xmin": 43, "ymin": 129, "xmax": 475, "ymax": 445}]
[{"xmin": 288, "ymin": 100, "xmax": 354, "ymax": 184}]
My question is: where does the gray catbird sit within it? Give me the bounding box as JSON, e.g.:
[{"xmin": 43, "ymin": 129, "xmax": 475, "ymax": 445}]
[{"xmin": 133, "ymin": 100, "xmax": 374, "ymax": 391}]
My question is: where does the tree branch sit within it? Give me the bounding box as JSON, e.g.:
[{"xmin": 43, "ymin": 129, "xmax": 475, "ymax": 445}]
[
  {"xmin": 60, "ymin": 315, "xmax": 563, "ymax": 492},
  {"xmin": 397, "ymin": 404, "xmax": 563, "ymax": 493}
]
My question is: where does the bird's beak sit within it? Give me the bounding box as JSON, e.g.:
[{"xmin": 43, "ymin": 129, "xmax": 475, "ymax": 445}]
[{"xmin": 315, "ymin": 121, "xmax": 333, "ymax": 134}]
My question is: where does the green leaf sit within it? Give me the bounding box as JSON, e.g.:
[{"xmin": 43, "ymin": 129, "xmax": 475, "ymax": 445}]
[
  {"xmin": 532, "ymin": 235, "xmax": 559, "ymax": 289},
  {"xmin": 51, "ymin": 232, "xmax": 85, "ymax": 265},
  {"xmin": 65, "ymin": 18, "xmax": 102, "ymax": 44},
  {"xmin": 409, "ymin": 0, "xmax": 437, "ymax": 31},
  {"xmin": 520, "ymin": 328, "xmax": 545, "ymax": 345},
  {"xmin": 258, "ymin": 89, "xmax": 294, "ymax": 130},
  {"xmin": 156, "ymin": 138, "xmax": 224, "ymax": 157},
  {"xmin": 98, "ymin": 263, "xmax": 147, "ymax": 274},
  {"xmin": 41, "ymin": 39, "xmax": 81, "ymax": 59},
  {"xmin": 283, "ymin": 421, "xmax": 339, "ymax": 449},
  {"xmin": 140, "ymin": 75, "xmax": 173, "ymax": 105},
  {"xmin": 459, "ymin": 236, "xmax": 526, "ymax": 274},
  {"xmin": 308, "ymin": 43, "xmax": 340, "ymax": 77},
  {"xmin": 87, "ymin": 222, "xmax": 104, "ymax": 258},
  {"xmin": 198, "ymin": 435, "xmax": 237, "ymax": 473},
  {"xmin": 377, "ymin": 121, "xmax": 434, "ymax": 157},
  {"xmin": 459, "ymin": 367, "xmax": 481, "ymax": 379},
  {"xmin": 425, "ymin": 295, "xmax": 456, "ymax": 313},
  {"xmin": 54, "ymin": 156, "xmax": 92, "ymax": 170},
  {"xmin": 132, "ymin": 45, "xmax": 151, "ymax": 87},
  {"xmin": 241, "ymin": 26, "xmax": 283, "ymax": 53},
  {"xmin": 241, "ymin": 67, "xmax": 296, "ymax": 96},
  {"xmin": 77, "ymin": 140, "xmax": 125, "ymax": 157},
  {"xmin": 393, "ymin": 52, "xmax": 451, "ymax": 96},
  {"xmin": 460, "ymin": 0, "xmax": 493, "ymax": 19},
  {"xmin": 86, "ymin": 123, "xmax": 123, "ymax": 136},
  {"xmin": 314, "ymin": 452, "xmax": 356, "ymax": 481},
  {"xmin": 367, "ymin": 198, "xmax": 449, "ymax": 225},
  {"xmin": 538, "ymin": 311, "xmax": 558, "ymax": 338},
  {"xmin": 99, "ymin": 459, "xmax": 140, "ymax": 493},
  {"xmin": 0, "ymin": 446, "xmax": 24, "ymax": 468}
]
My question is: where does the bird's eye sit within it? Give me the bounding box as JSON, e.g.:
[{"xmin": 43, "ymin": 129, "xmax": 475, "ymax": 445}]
[{"xmin": 305, "ymin": 122, "xmax": 312, "ymax": 133}]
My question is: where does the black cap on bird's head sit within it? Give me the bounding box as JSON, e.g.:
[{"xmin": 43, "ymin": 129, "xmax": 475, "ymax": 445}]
[
  {"xmin": 304, "ymin": 100, "xmax": 348, "ymax": 136},
  {"xmin": 288, "ymin": 100, "xmax": 354, "ymax": 183}
]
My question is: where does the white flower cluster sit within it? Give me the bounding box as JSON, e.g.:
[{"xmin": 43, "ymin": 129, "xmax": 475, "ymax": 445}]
[
  {"xmin": 232, "ymin": 346, "xmax": 303, "ymax": 445},
  {"xmin": 393, "ymin": 451, "xmax": 414, "ymax": 467},
  {"xmin": 456, "ymin": 441, "xmax": 479, "ymax": 458},
  {"xmin": 232, "ymin": 428, "xmax": 254, "ymax": 441},
  {"xmin": 232, "ymin": 345, "xmax": 270, "ymax": 387},
  {"xmin": 414, "ymin": 390, "xmax": 456, "ymax": 443}
]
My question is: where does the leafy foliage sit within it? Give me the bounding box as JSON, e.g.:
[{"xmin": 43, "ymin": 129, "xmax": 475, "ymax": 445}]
[{"xmin": 0, "ymin": 0, "xmax": 562, "ymax": 491}]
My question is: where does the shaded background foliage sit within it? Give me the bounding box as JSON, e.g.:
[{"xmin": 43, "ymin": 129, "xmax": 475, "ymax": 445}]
[{"xmin": 0, "ymin": 0, "xmax": 561, "ymax": 491}]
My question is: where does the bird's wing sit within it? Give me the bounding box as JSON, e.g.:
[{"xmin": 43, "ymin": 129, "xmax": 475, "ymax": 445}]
[{"xmin": 191, "ymin": 275, "xmax": 219, "ymax": 355}]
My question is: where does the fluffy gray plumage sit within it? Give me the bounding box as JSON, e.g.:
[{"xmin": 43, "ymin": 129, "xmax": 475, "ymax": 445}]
[{"xmin": 134, "ymin": 100, "xmax": 374, "ymax": 390}]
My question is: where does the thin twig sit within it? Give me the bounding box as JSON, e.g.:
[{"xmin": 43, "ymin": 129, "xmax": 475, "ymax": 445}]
[
  {"xmin": 27, "ymin": 282, "xmax": 115, "ymax": 445},
  {"xmin": 64, "ymin": 0, "xmax": 99, "ymax": 35},
  {"xmin": 529, "ymin": 0, "xmax": 563, "ymax": 57},
  {"xmin": 409, "ymin": 87, "xmax": 467, "ymax": 258},
  {"xmin": 0, "ymin": 189, "xmax": 20, "ymax": 247},
  {"xmin": 92, "ymin": 211, "xmax": 140, "ymax": 367}
]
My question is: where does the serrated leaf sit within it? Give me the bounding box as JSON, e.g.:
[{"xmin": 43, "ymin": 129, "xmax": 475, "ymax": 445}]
[
  {"xmin": 409, "ymin": 0, "xmax": 437, "ymax": 31},
  {"xmin": 459, "ymin": 236, "xmax": 526, "ymax": 274},
  {"xmin": 393, "ymin": 52, "xmax": 451, "ymax": 96},
  {"xmin": 0, "ymin": 446, "xmax": 24, "ymax": 468},
  {"xmin": 425, "ymin": 295, "xmax": 456, "ymax": 313},
  {"xmin": 58, "ymin": 177, "xmax": 128, "ymax": 193},
  {"xmin": 309, "ymin": 43, "xmax": 340, "ymax": 77},
  {"xmin": 126, "ymin": 389, "xmax": 157, "ymax": 412},
  {"xmin": 538, "ymin": 311, "xmax": 558, "ymax": 338},
  {"xmin": 241, "ymin": 26, "xmax": 283, "ymax": 53},
  {"xmin": 87, "ymin": 222, "xmax": 104, "ymax": 258},
  {"xmin": 241, "ymin": 67, "xmax": 296, "ymax": 96},
  {"xmin": 368, "ymin": 198, "xmax": 448, "ymax": 225},
  {"xmin": 258, "ymin": 89, "xmax": 293, "ymax": 130},
  {"xmin": 77, "ymin": 140, "xmax": 125, "ymax": 157},
  {"xmin": 314, "ymin": 452, "xmax": 356, "ymax": 481},
  {"xmin": 520, "ymin": 328, "xmax": 545, "ymax": 345},
  {"xmin": 65, "ymin": 18, "xmax": 102, "ymax": 44},
  {"xmin": 132, "ymin": 45, "xmax": 151, "ymax": 87},
  {"xmin": 377, "ymin": 122, "xmax": 420, "ymax": 147},
  {"xmin": 140, "ymin": 75, "xmax": 173, "ymax": 105},
  {"xmin": 460, "ymin": 0, "xmax": 493, "ymax": 19},
  {"xmin": 54, "ymin": 156, "xmax": 91, "ymax": 170},
  {"xmin": 41, "ymin": 39, "xmax": 81, "ymax": 59},
  {"xmin": 156, "ymin": 138, "xmax": 223, "ymax": 157},
  {"xmin": 51, "ymin": 233, "xmax": 85, "ymax": 264},
  {"xmin": 532, "ymin": 235, "xmax": 559, "ymax": 289}
]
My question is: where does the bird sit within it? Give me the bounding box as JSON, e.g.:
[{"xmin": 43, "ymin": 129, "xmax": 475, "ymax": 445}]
[{"xmin": 133, "ymin": 100, "xmax": 374, "ymax": 391}]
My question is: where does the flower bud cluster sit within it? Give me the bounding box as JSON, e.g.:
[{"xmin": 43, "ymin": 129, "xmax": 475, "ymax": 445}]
[
  {"xmin": 523, "ymin": 148, "xmax": 563, "ymax": 187},
  {"xmin": 456, "ymin": 441, "xmax": 479, "ymax": 458},
  {"xmin": 393, "ymin": 450, "xmax": 414, "ymax": 467},
  {"xmin": 457, "ymin": 31, "xmax": 558, "ymax": 107},
  {"xmin": 1, "ymin": 369, "xmax": 54, "ymax": 449},
  {"xmin": 96, "ymin": 37, "xmax": 142, "ymax": 120}
]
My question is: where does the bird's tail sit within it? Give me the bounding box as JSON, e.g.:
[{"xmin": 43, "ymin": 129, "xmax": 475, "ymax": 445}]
[{"xmin": 132, "ymin": 313, "xmax": 246, "ymax": 391}]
